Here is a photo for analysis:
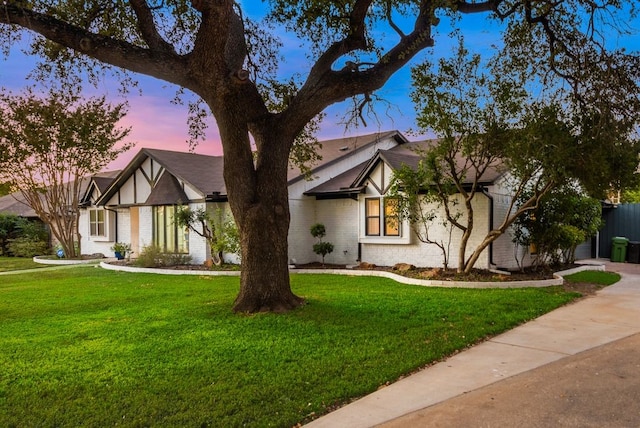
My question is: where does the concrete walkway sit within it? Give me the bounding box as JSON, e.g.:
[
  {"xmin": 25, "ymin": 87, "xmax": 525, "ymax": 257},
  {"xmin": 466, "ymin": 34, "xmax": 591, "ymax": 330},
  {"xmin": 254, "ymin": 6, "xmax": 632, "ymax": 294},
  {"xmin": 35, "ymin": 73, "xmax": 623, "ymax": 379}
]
[
  {"xmin": 307, "ymin": 260, "xmax": 640, "ymax": 427},
  {"xmin": 0, "ymin": 263, "xmax": 98, "ymax": 276}
]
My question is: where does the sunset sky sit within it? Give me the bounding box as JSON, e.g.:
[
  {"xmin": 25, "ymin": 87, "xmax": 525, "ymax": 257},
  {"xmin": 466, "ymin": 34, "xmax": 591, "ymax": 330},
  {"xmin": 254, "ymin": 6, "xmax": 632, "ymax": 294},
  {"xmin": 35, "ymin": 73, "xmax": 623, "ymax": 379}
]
[{"xmin": 1, "ymin": 3, "xmax": 638, "ymax": 171}]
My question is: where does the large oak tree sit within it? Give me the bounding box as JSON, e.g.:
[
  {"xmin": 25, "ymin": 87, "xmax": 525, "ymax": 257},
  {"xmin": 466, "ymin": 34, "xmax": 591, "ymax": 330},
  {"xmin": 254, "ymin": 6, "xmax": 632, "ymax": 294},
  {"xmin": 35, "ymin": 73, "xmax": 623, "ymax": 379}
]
[{"xmin": 2, "ymin": 1, "xmax": 637, "ymax": 312}]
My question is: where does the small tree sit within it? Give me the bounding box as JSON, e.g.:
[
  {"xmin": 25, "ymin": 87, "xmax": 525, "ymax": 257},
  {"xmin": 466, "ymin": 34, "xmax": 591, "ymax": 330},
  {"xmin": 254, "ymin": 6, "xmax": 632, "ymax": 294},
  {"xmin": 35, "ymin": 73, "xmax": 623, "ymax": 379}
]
[
  {"xmin": 310, "ymin": 223, "xmax": 334, "ymax": 266},
  {"xmin": 390, "ymin": 164, "xmax": 457, "ymax": 269},
  {"xmin": 174, "ymin": 206, "xmax": 240, "ymax": 266},
  {"xmin": 0, "ymin": 87, "xmax": 132, "ymax": 258},
  {"xmin": 513, "ymin": 187, "xmax": 603, "ymax": 266},
  {"xmin": 408, "ymin": 39, "xmax": 639, "ymax": 273}
]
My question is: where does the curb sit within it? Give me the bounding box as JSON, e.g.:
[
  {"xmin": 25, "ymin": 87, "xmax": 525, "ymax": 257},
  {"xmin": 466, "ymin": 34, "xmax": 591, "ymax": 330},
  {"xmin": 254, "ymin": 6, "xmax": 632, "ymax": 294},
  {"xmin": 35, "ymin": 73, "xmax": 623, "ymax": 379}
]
[{"xmin": 99, "ymin": 261, "xmax": 606, "ymax": 289}]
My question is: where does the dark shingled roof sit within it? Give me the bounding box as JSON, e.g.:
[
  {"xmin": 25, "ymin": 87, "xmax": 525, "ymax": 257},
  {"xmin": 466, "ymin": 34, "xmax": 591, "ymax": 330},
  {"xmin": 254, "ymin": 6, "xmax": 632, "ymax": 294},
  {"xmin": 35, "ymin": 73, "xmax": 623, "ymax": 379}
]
[
  {"xmin": 287, "ymin": 130, "xmax": 408, "ymax": 183},
  {"xmin": 0, "ymin": 170, "xmax": 123, "ymax": 218},
  {"xmin": 300, "ymin": 161, "xmax": 368, "ymax": 196},
  {"xmin": 98, "ymin": 132, "xmax": 407, "ymax": 204},
  {"xmin": 144, "ymin": 171, "xmax": 190, "ymax": 206},
  {"xmin": 143, "ymin": 149, "xmax": 226, "ymax": 196},
  {"xmin": 97, "ymin": 148, "xmax": 226, "ymax": 205},
  {"xmin": 91, "ymin": 172, "xmax": 120, "ymax": 194},
  {"xmin": 304, "ymin": 139, "xmax": 507, "ymax": 197}
]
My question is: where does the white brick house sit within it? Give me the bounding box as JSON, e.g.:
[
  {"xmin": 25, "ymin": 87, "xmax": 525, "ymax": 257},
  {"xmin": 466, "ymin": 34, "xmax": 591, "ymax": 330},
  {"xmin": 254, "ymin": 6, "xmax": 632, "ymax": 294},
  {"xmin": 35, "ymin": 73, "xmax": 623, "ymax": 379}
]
[{"xmin": 78, "ymin": 130, "xmax": 535, "ymax": 270}]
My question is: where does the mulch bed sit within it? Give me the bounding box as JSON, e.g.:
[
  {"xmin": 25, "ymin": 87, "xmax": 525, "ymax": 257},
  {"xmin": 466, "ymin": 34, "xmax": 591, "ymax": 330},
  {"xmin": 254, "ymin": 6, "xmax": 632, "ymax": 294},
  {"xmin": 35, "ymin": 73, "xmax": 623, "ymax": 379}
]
[
  {"xmin": 293, "ymin": 262, "xmax": 602, "ymax": 295},
  {"xmin": 107, "ymin": 260, "xmax": 601, "ymax": 295}
]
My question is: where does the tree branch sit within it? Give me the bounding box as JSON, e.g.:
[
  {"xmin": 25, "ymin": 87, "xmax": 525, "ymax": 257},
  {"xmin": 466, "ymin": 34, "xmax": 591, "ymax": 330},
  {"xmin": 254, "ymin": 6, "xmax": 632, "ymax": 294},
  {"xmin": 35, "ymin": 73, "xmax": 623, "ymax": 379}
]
[
  {"xmin": 455, "ymin": 0, "xmax": 502, "ymax": 14},
  {"xmin": 129, "ymin": 0, "xmax": 176, "ymax": 54},
  {"xmin": 0, "ymin": 2, "xmax": 191, "ymax": 89}
]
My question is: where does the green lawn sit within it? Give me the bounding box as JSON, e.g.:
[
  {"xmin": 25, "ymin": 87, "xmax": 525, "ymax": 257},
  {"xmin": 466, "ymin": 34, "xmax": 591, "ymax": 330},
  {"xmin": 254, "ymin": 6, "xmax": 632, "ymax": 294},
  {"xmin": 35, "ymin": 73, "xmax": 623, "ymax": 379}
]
[
  {"xmin": 0, "ymin": 256, "xmax": 49, "ymax": 272},
  {"xmin": 564, "ymin": 270, "xmax": 621, "ymax": 285},
  {"xmin": 0, "ymin": 267, "xmax": 585, "ymax": 427}
]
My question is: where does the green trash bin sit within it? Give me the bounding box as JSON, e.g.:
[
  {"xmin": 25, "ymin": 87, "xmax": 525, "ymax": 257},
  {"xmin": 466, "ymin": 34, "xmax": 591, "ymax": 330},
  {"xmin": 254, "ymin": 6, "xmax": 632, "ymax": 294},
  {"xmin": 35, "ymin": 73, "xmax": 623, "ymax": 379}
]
[{"xmin": 611, "ymin": 237, "xmax": 629, "ymax": 262}]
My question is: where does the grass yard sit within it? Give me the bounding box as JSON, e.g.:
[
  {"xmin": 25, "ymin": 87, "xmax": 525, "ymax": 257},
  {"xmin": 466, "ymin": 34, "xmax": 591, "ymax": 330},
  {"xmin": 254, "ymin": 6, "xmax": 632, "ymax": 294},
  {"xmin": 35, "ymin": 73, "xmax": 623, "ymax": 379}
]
[
  {"xmin": 0, "ymin": 266, "xmax": 584, "ymax": 427},
  {"xmin": 564, "ymin": 270, "xmax": 621, "ymax": 285},
  {"xmin": 0, "ymin": 256, "xmax": 49, "ymax": 272}
]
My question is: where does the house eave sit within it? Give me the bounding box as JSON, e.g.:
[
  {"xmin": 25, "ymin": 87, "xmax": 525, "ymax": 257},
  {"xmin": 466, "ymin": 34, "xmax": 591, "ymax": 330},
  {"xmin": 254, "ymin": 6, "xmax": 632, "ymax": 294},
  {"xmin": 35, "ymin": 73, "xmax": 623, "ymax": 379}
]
[{"xmin": 303, "ymin": 186, "xmax": 366, "ymax": 200}]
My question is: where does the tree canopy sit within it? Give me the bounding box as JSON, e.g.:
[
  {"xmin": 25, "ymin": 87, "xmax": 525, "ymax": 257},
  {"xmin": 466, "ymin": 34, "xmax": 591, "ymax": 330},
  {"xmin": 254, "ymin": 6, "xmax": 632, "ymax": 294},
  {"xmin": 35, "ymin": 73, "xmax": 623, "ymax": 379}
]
[
  {"xmin": 394, "ymin": 35, "xmax": 639, "ymax": 273},
  {"xmin": 2, "ymin": 1, "xmax": 638, "ymax": 311},
  {"xmin": 0, "ymin": 87, "xmax": 132, "ymax": 258}
]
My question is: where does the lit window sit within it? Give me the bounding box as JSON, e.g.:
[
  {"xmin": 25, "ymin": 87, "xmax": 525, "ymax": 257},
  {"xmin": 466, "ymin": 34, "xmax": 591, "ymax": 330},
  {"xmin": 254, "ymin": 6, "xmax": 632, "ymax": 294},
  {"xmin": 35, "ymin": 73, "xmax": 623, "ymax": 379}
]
[
  {"xmin": 365, "ymin": 198, "xmax": 400, "ymax": 237},
  {"xmin": 152, "ymin": 205, "xmax": 189, "ymax": 254},
  {"xmin": 365, "ymin": 198, "xmax": 381, "ymax": 236},
  {"xmin": 384, "ymin": 198, "xmax": 400, "ymax": 236}
]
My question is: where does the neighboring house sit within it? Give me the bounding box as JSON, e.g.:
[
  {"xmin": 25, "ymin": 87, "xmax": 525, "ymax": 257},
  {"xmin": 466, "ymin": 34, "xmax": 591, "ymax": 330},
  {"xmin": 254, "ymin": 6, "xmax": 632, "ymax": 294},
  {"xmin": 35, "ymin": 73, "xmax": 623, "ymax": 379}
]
[
  {"xmin": 74, "ymin": 130, "xmax": 544, "ymax": 270},
  {"xmin": 0, "ymin": 171, "xmax": 120, "ymax": 250},
  {"xmin": 0, "ymin": 191, "xmax": 39, "ymax": 220}
]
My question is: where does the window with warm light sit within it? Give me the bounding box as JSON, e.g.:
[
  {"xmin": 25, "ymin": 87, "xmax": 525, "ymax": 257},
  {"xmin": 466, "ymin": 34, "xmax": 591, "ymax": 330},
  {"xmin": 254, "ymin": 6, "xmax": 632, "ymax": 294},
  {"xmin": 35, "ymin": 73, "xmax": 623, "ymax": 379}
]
[
  {"xmin": 365, "ymin": 197, "xmax": 400, "ymax": 237},
  {"xmin": 152, "ymin": 205, "xmax": 189, "ymax": 254}
]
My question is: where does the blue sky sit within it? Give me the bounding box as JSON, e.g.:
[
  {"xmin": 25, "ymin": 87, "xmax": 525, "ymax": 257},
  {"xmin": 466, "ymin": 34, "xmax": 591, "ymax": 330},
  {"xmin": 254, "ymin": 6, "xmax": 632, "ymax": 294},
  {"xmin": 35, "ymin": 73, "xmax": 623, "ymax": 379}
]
[{"xmin": 1, "ymin": 4, "xmax": 638, "ymax": 170}]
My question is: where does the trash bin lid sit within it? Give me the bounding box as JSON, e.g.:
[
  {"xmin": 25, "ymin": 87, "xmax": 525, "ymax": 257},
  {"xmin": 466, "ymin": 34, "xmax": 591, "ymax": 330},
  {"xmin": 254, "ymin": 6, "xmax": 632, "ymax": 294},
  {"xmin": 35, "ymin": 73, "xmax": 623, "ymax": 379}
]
[{"xmin": 613, "ymin": 237, "xmax": 629, "ymax": 244}]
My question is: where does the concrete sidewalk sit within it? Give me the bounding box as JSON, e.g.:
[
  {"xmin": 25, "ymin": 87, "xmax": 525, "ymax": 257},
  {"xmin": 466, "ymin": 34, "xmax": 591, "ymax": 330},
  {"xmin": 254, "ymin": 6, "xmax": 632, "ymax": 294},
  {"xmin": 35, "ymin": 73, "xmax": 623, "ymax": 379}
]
[
  {"xmin": 0, "ymin": 263, "xmax": 97, "ymax": 276},
  {"xmin": 307, "ymin": 261, "xmax": 640, "ymax": 427}
]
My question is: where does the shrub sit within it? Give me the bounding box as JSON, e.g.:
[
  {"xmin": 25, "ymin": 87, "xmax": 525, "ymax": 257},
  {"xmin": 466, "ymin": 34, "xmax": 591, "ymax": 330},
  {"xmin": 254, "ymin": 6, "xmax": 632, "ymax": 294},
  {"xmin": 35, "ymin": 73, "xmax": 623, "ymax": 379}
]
[
  {"xmin": 133, "ymin": 245, "xmax": 163, "ymax": 268},
  {"xmin": 310, "ymin": 223, "xmax": 334, "ymax": 265},
  {"xmin": 110, "ymin": 242, "xmax": 131, "ymax": 260},
  {"xmin": 134, "ymin": 245, "xmax": 192, "ymax": 268},
  {"xmin": 7, "ymin": 238, "xmax": 49, "ymax": 257},
  {"xmin": 0, "ymin": 216, "xmax": 49, "ymax": 256}
]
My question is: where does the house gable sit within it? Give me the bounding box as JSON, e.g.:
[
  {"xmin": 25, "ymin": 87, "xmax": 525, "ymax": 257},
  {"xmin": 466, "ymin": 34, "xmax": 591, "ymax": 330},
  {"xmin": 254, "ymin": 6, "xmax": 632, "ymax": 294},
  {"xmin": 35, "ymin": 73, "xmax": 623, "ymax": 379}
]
[
  {"xmin": 98, "ymin": 149, "xmax": 221, "ymax": 207},
  {"xmin": 364, "ymin": 160, "xmax": 395, "ymax": 195},
  {"xmin": 288, "ymin": 130, "xmax": 409, "ymax": 197},
  {"xmin": 357, "ymin": 156, "xmax": 412, "ymax": 245}
]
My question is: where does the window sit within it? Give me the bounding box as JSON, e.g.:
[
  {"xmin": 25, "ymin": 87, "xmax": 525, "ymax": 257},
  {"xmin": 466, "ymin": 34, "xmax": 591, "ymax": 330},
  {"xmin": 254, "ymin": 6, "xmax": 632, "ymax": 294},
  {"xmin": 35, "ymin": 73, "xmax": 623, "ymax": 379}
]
[
  {"xmin": 89, "ymin": 208, "xmax": 106, "ymax": 237},
  {"xmin": 153, "ymin": 205, "xmax": 189, "ymax": 254},
  {"xmin": 365, "ymin": 197, "xmax": 400, "ymax": 237},
  {"xmin": 365, "ymin": 198, "xmax": 381, "ymax": 236},
  {"xmin": 384, "ymin": 198, "xmax": 400, "ymax": 236}
]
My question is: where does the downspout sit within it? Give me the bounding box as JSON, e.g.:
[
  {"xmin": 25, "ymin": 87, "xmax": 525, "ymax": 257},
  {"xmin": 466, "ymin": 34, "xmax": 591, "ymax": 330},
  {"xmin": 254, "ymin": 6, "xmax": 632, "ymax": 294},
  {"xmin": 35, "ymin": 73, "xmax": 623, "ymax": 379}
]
[{"xmin": 481, "ymin": 188, "xmax": 495, "ymax": 268}]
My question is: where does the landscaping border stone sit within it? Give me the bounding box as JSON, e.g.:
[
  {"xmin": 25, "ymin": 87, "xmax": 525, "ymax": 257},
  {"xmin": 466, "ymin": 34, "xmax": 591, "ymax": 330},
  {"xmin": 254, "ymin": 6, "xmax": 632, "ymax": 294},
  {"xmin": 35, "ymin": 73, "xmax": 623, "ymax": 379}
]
[{"xmin": 99, "ymin": 261, "xmax": 606, "ymax": 289}]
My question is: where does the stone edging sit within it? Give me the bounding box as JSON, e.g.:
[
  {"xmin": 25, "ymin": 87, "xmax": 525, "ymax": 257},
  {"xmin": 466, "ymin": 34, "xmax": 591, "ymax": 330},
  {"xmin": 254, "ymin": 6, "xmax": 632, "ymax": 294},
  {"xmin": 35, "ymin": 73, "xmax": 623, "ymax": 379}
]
[
  {"xmin": 34, "ymin": 255, "xmax": 109, "ymax": 265},
  {"xmin": 99, "ymin": 261, "xmax": 605, "ymax": 289}
]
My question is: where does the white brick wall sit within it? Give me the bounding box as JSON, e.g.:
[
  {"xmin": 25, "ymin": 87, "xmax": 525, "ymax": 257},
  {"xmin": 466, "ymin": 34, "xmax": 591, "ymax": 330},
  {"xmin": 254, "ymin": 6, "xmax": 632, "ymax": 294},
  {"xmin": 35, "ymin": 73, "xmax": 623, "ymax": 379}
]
[
  {"xmin": 288, "ymin": 197, "xmax": 360, "ymax": 265},
  {"xmin": 360, "ymin": 194, "xmax": 491, "ymax": 269},
  {"xmin": 187, "ymin": 202, "xmax": 208, "ymax": 264},
  {"xmin": 80, "ymin": 208, "xmax": 122, "ymax": 257},
  {"xmin": 79, "ymin": 209, "xmax": 111, "ymax": 256},
  {"xmin": 314, "ymin": 199, "xmax": 359, "ymax": 265},
  {"xmin": 117, "ymin": 208, "xmax": 131, "ymax": 245},
  {"xmin": 288, "ymin": 198, "xmax": 317, "ymax": 264}
]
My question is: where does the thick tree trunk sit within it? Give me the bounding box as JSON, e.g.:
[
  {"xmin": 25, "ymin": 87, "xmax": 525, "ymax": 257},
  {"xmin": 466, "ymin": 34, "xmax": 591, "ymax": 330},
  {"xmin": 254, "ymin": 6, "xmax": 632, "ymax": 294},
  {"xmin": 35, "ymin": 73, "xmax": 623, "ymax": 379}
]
[
  {"xmin": 232, "ymin": 199, "xmax": 304, "ymax": 313},
  {"xmin": 216, "ymin": 120, "xmax": 304, "ymax": 313}
]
